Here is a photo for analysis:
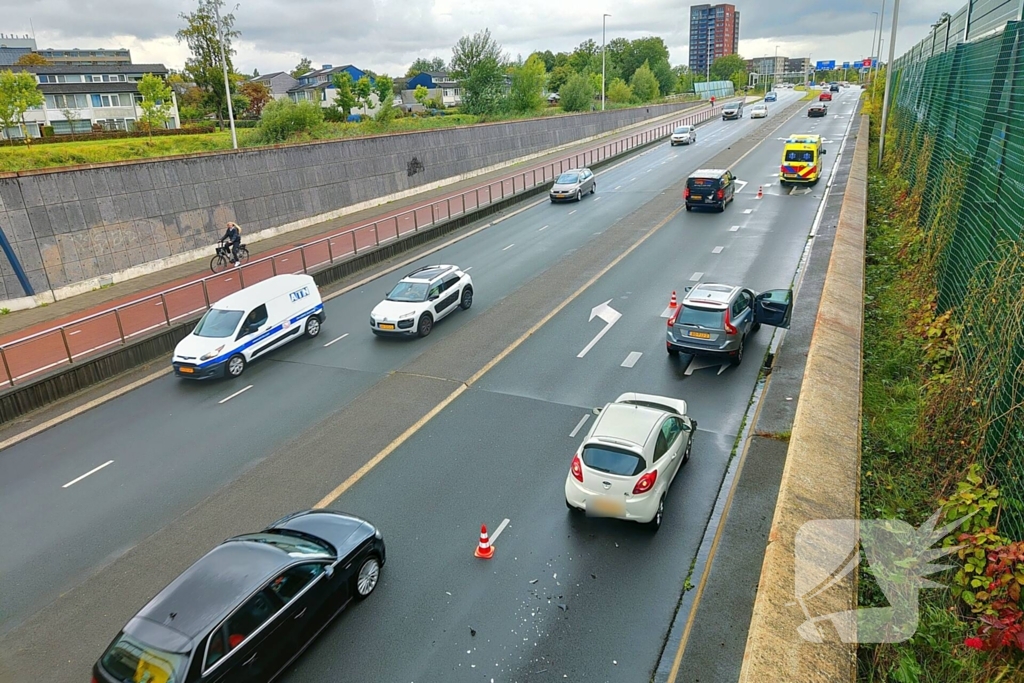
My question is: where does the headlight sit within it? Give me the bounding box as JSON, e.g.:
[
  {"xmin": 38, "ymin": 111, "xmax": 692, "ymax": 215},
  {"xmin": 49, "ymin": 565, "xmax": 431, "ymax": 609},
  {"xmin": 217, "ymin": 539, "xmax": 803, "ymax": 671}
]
[{"xmin": 200, "ymin": 345, "xmax": 224, "ymax": 361}]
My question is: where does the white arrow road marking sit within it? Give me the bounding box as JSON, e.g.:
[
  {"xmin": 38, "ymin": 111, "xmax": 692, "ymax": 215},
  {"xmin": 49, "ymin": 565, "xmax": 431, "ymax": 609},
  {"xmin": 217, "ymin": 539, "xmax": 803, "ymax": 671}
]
[
  {"xmin": 489, "ymin": 518, "xmax": 511, "ymax": 545},
  {"xmin": 690, "ymin": 272, "xmax": 703, "ymax": 281},
  {"xmin": 684, "ymin": 357, "xmax": 731, "ymax": 376},
  {"xmin": 712, "ymin": 246, "xmax": 724, "ymax": 254},
  {"xmin": 621, "ymin": 352, "xmax": 643, "ymax": 368},
  {"xmin": 577, "ymin": 300, "xmax": 622, "ymax": 358},
  {"xmin": 734, "ymin": 180, "xmax": 749, "ymax": 193},
  {"xmin": 570, "ymin": 413, "xmax": 591, "ymax": 437},
  {"xmin": 729, "ymin": 225, "xmax": 740, "ymax": 232},
  {"xmin": 63, "ymin": 460, "xmax": 114, "ymax": 489}
]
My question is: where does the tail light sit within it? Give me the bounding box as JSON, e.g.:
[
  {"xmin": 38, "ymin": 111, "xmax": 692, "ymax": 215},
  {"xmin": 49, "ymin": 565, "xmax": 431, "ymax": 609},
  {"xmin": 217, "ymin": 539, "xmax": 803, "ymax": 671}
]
[
  {"xmin": 633, "ymin": 470, "xmax": 658, "ymax": 495},
  {"xmin": 570, "ymin": 453, "xmax": 583, "ymax": 482},
  {"xmin": 716, "ymin": 189, "xmax": 725, "ymax": 200},
  {"xmin": 668, "ymin": 309, "xmax": 679, "ymax": 327},
  {"xmin": 684, "ymin": 187, "xmax": 691, "ymax": 199},
  {"xmin": 724, "ymin": 308, "xmax": 738, "ymax": 335}
]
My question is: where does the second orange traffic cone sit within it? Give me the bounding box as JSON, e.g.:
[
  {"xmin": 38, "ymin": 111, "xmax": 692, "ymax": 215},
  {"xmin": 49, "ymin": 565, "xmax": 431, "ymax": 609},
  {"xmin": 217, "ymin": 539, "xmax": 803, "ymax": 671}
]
[
  {"xmin": 756, "ymin": 186, "xmax": 764, "ymax": 199},
  {"xmin": 474, "ymin": 524, "xmax": 494, "ymax": 559},
  {"xmin": 669, "ymin": 291, "xmax": 678, "ymax": 309}
]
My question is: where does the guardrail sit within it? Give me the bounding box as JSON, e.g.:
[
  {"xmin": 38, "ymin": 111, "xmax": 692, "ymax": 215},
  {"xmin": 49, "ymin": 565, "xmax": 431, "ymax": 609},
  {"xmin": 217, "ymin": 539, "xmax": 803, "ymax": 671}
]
[{"xmin": 0, "ymin": 101, "xmax": 728, "ymax": 388}]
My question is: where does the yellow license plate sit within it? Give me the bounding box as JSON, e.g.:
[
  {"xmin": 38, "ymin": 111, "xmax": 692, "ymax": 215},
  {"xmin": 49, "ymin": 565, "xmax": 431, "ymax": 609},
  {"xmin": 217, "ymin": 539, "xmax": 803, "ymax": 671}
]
[
  {"xmin": 589, "ymin": 497, "xmax": 626, "ymax": 516},
  {"xmin": 178, "ymin": 366, "xmax": 194, "ymax": 373},
  {"xmin": 379, "ymin": 323, "xmax": 395, "ymax": 330},
  {"xmin": 689, "ymin": 331, "xmax": 712, "ymax": 339},
  {"xmin": 691, "ymin": 195, "xmax": 702, "ymax": 200}
]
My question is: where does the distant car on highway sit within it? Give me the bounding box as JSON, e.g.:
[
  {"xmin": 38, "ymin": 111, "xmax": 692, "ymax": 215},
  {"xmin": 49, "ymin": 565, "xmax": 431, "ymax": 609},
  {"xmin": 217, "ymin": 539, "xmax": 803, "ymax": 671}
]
[
  {"xmin": 721, "ymin": 100, "xmax": 744, "ymax": 120},
  {"xmin": 92, "ymin": 510, "xmax": 385, "ymax": 683},
  {"xmin": 549, "ymin": 167, "xmax": 596, "ymax": 202},
  {"xmin": 565, "ymin": 392, "xmax": 697, "ymax": 531},
  {"xmin": 684, "ymin": 168, "xmax": 737, "ymax": 212},
  {"xmin": 750, "ymin": 103, "xmax": 768, "ymax": 119},
  {"xmin": 666, "ymin": 282, "xmax": 793, "ymax": 366},
  {"xmin": 819, "ymin": 91, "xmax": 832, "ymax": 101},
  {"xmin": 670, "ymin": 125, "xmax": 697, "ymax": 145},
  {"xmin": 808, "ymin": 103, "xmax": 828, "ymax": 117},
  {"xmin": 172, "ymin": 274, "xmax": 325, "ymax": 380},
  {"xmin": 764, "ymin": 91, "xmax": 777, "ymax": 102},
  {"xmin": 370, "ymin": 264, "xmax": 473, "ymax": 338}
]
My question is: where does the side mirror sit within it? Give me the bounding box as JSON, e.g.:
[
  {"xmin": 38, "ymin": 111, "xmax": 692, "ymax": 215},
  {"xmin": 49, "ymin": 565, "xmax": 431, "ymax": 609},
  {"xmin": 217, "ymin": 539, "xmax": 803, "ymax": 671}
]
[
  {"xmin": 823, "ymin": 149, "xmax": 827, "ymax": 154},
  {"xmin": 684, "ymin": 286, "xmax": 693, "ymax": 293},
  {"xmin": 680, "ymin": 422, "xmax": 692, "ymax": 432},
  {"xmin": 592, "ymin": 406, "xmax": 603, "ymax": 415}
]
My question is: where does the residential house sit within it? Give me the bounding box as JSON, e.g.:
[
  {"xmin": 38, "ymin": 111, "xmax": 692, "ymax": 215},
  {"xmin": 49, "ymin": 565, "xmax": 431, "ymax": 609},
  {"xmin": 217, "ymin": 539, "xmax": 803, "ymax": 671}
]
[
  {"xmin": 246, "ymin": 71, "xmax": 298, "ymax": 101},
  {"xmin": 404, "ymin": 71, "xmax": 462, "ymax": 107},
  {"xmin": 0, "ymin": 34, "xmax": 33, "ymax": 65},
  {"xmin": 287, "ymin": 64, "xmax": 386, "ymax": 114},
  {"xmin": 4, "ymin": 63, "xmax": 180, "ymax": 139}
]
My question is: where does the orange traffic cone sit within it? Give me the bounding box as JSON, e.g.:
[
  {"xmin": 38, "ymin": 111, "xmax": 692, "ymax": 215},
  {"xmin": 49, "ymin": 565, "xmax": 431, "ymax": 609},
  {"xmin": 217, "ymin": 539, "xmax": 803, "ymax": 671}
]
[
  {"xmin": 474, "ymin": 524, "xmax": 494, "ymax": 559},
  {"xmin": 669, "ymin": 291, "xmax": 678, "ymax": 309},
  {"xmin": 756, "ymin": 186, "xmax": 764, "ymax": 199}
]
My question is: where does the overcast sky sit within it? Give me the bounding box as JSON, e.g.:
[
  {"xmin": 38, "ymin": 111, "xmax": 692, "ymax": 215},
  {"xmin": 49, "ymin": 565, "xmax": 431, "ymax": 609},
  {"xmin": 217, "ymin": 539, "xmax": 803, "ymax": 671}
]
[{"xmin": 3, "ymin": 0, "xmax": 956, "ymax": 76}]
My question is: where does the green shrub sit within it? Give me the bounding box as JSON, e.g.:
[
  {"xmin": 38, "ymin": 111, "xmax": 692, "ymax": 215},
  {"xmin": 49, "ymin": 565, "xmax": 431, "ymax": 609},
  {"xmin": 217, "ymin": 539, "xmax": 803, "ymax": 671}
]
[
  {"xmin": 255, "ymin": 99, "xmax": 324, "ymax": 143},
  {"xmin": 560, "ymin": 73, "xmax": 595, "ymax": 112}
]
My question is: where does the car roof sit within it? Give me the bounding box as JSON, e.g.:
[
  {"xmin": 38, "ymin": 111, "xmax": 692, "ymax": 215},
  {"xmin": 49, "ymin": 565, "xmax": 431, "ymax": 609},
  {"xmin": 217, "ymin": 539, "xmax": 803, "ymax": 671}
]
[
  {"xmin": 558, "ymin": 168, "xmax": 587, "ymax": 175},
  {"xmin": 403, "ymin": 264, "xmax": 457, "ymax": 282},
  {"xmin": 683, "ymin": 282, "xmax": 738, "ymax": 309},
  {"xmin": 690, "ymin": 168, "xmax": 729, "ymax": 177},
  {"xmin": 211, "ymin": 274, "xmax": 314, "ymax": 311},
  {"xmin": 133, "ymin": 540, "xmax": 298, "ymax": 640},
  {"xmin": 589, "ymin": 403, "xmax": 664, "ymax": 450}
]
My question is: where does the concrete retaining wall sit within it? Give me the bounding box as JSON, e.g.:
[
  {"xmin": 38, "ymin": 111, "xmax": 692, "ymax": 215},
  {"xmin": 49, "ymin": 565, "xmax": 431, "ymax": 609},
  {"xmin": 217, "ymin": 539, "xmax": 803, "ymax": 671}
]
[
  {"xmin": 0, "ymin": 101, "xmax": 699, "ymax": 305},
  {"xmin": 737, "ymin": 116, "xmax": 868, "ymax": 682}
]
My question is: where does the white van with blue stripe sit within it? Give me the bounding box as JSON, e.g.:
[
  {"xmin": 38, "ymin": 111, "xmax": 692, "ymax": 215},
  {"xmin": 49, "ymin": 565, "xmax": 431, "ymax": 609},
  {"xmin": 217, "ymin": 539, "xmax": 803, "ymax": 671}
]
[{"xmin": 172, "ymin": 274, "xmax": 325, "ymax": 380}]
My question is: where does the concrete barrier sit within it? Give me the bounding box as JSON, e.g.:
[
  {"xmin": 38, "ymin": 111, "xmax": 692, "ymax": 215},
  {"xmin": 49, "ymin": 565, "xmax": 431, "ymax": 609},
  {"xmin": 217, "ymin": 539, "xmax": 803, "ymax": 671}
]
[
  {"xmin": 0, "ymin": 101, "xmax": 703, "ymax": 306},
  {"xmin": 0, "ymin": 119, "xmax": 675, "ymax": 424},
  {"xmin": 737, "ymin": 116, "xmax": 868, "ymax": 682}
]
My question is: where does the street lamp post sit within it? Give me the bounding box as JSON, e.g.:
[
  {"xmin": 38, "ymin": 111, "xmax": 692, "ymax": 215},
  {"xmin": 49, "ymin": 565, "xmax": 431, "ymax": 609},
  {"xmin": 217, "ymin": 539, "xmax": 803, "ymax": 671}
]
[
  {"xmin": 602, "ymin": 13, "xmax": 610, "ymax": 111},
  {"xmin": 773, "ymin": 45, "xmax": 779, "ymax": 91},
  {"xmin": 878, "ymin": 0, "xmax": 899, "ymax": 166},
  {"xmin": 872, "ymin": 0, "xmax": 887, "ymax": 86},
  {"xmin": 870, "ymin": 11, "xmax": 879, "ymax": 85},
  {"xmin": 213, "ymin": 0, "xmax": 237, "ymax": 150}
]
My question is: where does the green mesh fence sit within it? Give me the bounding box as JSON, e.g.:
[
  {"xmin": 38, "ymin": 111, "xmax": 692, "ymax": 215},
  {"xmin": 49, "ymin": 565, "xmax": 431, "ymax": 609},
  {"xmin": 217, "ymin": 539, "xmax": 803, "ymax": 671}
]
[{"xmin": 888, "ymin": 19, "xmax": 1024, "ymax": 536}]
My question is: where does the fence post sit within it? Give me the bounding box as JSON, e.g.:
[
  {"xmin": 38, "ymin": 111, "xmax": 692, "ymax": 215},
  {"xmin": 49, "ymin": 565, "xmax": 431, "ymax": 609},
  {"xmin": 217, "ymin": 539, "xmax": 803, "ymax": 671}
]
[
  {"xmin": 160, "ymin": 294, "xmax": 171, "ymax": 325},
  {"xmin": 476, "ymin": 187, "xmax": 481, "ymax": 208},
  {"xmin": 201, "ymin": 280, "xmax": 210, "ymax": 307},
  {"xmin": 239, "ymin": 268, "xmax": 246, "ymax": 288},
  {"xmin": 522, "ymin": 172, "xmax": 526, "ymax": 190},
  {"xmin": 328, "ymin": 238, "xmax": 335, "ymax": 263},
  {"xmin": 300, "ymin": 247, "xmax": 308, "ymax": 273},
  {"xmin": 114, "ymin": 309, "xmax": 126, "ymax": 343},
  {"xmin": 413, "ymin": 208, "xmax": 418, "ymax": 231},
  {"xmin": 431, "ymin": 203, "xmax": 436, "ymax": 225},
  {"xmin": 271, "ymin": 257, "xmax": 278, "ymax": 276},
  {"xmin": 447, "ymin": 197, "xmax": 451, "ymax": 219},
  {"xmin": 373, "ymin": 223, "xmax": 379, "ymax": 246},
  {"xmin": 60, "ymin": 328, "xmax": 73, "ymax": 363},
  {"xmin": 501, "ymin": 181, "xmax": 505, "ymax": 199},
  {"xmin": 0, "ymin": 347, "xmax": 12, "ymax": 386}
]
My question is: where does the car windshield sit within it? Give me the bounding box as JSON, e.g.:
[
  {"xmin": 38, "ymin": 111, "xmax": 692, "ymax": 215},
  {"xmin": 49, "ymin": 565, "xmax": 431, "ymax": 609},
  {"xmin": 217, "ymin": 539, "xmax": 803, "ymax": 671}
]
[
  {"xmin": 193, "ymin": 309, "xmax": 244, "ymax": 338},
  {"xmin": 101, "ymin": 632, "xmax": 189, "ymax": 683},
  {"xmin": 387, "ymin": 281, "xmax": 429, "ymax": 302},
  {"xmin": 582, "ymin": 444, "xmax": 646, "ymax": 477},
  {"xmin": 556, "ymin": 173, "xmax": 579, "ymax": 184},
  {"xmin": 674, "ymin": 127, "xmax": 689, "ymax": 134},
  {"xmin": 785, "ymin": 151, "xmax": 815, "ymax": 162},
  {"xmin": 676, "ymin": 305, "xmax": 725, "ymax": 329},
  {"xmin": 233, "ymin": 531, "xmax": 333, "ymax": 557}
]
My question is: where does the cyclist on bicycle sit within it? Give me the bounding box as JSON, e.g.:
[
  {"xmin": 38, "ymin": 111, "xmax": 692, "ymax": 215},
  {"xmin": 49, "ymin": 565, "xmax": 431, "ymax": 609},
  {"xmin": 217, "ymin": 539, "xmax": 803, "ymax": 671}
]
[{"xmin": 220, "ymin": 222, "xmax": 242, "ymax": 266}]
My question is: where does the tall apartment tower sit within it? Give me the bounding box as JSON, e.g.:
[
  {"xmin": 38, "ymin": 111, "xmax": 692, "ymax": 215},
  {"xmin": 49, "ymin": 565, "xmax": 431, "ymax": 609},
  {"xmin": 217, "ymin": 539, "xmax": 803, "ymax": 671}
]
[{"xmin": 689, "ymin": 4, "xmax": 741, "ymax": 78}]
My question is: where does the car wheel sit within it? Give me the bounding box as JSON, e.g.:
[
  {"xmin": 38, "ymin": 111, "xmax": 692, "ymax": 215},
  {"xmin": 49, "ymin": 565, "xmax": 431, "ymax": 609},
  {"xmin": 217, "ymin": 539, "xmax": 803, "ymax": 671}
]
[
  {"xmin": 685, "ymin": 205, "xmax": 692, "ymax": 212},
  {"xmin": 226, "ymin": 354, "xmax": 246, "ymax": 378},
  {"xmin": 576, "ymin": 189, "xmax": 582, "ymax": 202},
  {"xmin": 591, "ymin": 183, "xmax": 596, "ymax": 195},
  {"xmin": 305, "ymin": 316, "xmax": 321, "ymax": 338},
  {"xmin": 731, "ymin": 336, "xmax": 745, "ymax": 366},
  {"xmin": 718, "ymin": 203, "xmax": 726, "ymax": 213},
  {"xmin": 417, "ymin": 313, "xmax": 433, "ymax": 338},
  {"xmin": 751, "ymin": 321, "xmax": 762, "ymax": 334},
  {"xmin": 683, "ymin": 436, "xmax": 692, "ymax": 464},
  {"xmin": 353, "ymin": 555, "xmax": 381, "ymax": 599},
  {"xmin": 459, "ymin": 287, "xmax": 473, "ymax": 310},
  {"xmin": 647, "ymin": 497, "xmax": 664, "ymax": 531}
]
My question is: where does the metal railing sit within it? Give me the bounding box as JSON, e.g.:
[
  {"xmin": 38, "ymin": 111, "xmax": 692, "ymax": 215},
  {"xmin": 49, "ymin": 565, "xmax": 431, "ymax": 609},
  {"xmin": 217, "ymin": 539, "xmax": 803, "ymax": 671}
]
[{"xmin": 0, "ymin": 101, "xmax": 727, "ymax": 388}]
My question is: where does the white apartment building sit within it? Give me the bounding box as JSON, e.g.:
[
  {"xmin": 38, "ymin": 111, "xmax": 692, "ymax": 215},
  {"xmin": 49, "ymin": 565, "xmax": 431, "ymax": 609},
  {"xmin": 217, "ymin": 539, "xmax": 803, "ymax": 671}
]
[{"xmin": 4, "ymin": 63, "xmax": 180, "ymax": 139}]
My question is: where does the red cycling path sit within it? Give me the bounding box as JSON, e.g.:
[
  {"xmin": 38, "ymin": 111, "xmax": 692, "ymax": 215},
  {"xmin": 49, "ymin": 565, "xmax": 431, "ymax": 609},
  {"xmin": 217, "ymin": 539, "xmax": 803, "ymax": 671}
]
[{"xmin": 0, "ymin": 101, "xmax": 721, "ymax": 385}]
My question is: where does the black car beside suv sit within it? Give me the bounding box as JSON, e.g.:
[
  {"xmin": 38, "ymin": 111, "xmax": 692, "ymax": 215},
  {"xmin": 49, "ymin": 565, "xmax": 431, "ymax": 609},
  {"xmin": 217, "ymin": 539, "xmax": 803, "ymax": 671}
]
[{"xmin": 685, "ymin": 169, "xmax": 737, "ymax": 212}]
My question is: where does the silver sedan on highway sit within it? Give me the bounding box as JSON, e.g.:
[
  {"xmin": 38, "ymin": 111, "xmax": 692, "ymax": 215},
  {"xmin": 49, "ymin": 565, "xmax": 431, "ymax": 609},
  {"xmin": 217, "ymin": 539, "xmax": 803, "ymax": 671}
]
[{"xmin": 549, "ymin": 168, "xmax": 596, "ymax": 203}]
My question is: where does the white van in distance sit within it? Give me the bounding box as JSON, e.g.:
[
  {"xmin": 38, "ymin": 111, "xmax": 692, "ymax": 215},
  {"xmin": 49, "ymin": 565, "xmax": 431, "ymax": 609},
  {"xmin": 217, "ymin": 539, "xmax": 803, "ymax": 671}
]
[{"xmin": 172, "ymin": 274, "xmax": 325, "ymax": 380}]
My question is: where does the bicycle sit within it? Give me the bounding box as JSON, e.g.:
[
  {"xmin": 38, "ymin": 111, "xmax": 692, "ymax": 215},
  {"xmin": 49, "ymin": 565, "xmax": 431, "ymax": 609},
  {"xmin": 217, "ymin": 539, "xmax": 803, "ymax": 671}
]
[{"xmin": 210, "ymin": 242, "xmax": 250, "ymax": 273}]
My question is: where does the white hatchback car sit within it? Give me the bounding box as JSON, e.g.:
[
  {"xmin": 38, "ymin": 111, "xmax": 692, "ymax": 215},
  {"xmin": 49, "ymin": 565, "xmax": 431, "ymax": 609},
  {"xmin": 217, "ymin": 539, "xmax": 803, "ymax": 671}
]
[
  {"xmin": 565, "ymin": 392, "xmax": 696, "ymax": 531},
  {"xmin": 750, "ymin": 104, "xmax": 768, "ymax": 119},
  {"xmin": 370, "ymin": 264, "xmax": 473, "ymax": 337}
]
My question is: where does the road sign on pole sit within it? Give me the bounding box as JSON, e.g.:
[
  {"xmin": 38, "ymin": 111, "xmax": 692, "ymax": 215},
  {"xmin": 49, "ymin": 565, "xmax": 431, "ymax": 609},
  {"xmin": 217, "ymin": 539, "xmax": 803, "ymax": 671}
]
[{"xmin": 815, "ymin": 60, "xmax": 836, "ymax": 71}]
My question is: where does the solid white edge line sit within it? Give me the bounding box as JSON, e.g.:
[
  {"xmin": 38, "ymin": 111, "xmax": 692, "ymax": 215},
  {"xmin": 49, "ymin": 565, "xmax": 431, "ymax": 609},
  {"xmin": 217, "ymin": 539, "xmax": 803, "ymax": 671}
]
[
  {"xmin": 62, "ymin": 460, "xmax": 114, "ymax": 488},
  {"xmin": 569, "ymin": 413, "xmax": 591, "ymax": 438},
  {"xmin": 219, "ymin": 384, "xmax": 254, "ymax": 404},
  {"xmin": 323, "ymin": 333, "xmax": 349, "ymax": 347},
  {"xmin": 489, "ymin": 518, "xmax": 511, "ymax": 545}
]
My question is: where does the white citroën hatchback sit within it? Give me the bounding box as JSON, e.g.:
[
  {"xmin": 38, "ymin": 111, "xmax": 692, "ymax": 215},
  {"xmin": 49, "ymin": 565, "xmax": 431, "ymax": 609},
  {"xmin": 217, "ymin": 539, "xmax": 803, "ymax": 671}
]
[{"xmin": 565, "ymin": 392, "xmax": 696, "ymax": 531}]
